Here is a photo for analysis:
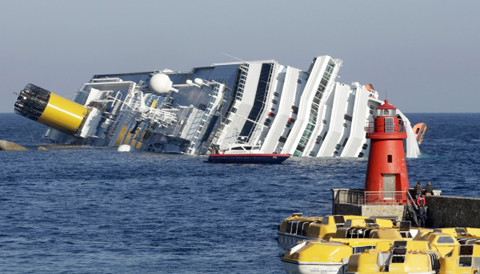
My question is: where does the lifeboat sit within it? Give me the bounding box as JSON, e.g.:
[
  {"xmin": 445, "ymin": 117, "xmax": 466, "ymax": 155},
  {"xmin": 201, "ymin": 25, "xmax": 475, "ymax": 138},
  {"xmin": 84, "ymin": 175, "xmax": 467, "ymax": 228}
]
[
  {"xmin": 414, "ymin": 232, "xmax": 459, "ymax": 257},
  {"xmin": 278, "ymin": 214, "xmax": 400, "ymax": 250},
  {"xmin": 277, "ymin": 215, "xmax": 370, "ymax": 250},
  {"xmin": 279, "ymin": 213, "xmax": 480, "ymax": 273},
  {"xmin": 344, "ymin": 230, "xmax": 480, "ymax": 273},
  {"xmin": 413, "ymin": 122, "xmax": 427, "ymax": 145},
  {"xmin": 345, "ymin": 239, "xmax": 441, "ymax": 273},
  {"xmin": 277, "ymin": 213, "xmax": 323, "ymax": 250},
  {"xmin": 440, "ymin": 244, "xmax": 480, "ymax": 273},
  {"xmin": 281, "ymin": 227, "xmax": 410, "ymax": 274},
  {"xmin": 282, "ymin": 241, "xmax": 352, "ymax": 274},
  {"xmin": 346, "ymin": 248, "xmax": 438, "ymax": 274},
  {"xmin": 427, "ymin": 227, "xmax": 480, "ymax": 245}
]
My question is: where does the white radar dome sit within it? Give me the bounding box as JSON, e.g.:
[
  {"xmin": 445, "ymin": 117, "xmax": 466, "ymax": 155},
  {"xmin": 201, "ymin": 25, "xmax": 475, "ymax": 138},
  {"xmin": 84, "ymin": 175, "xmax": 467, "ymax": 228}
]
[
  {"xmin": 149, "ymin": 73, "xmax": 173, "ymax": 94},
  {"xmin": 194, "ymin": 78, "xmax": 204, "ymax": 85}
]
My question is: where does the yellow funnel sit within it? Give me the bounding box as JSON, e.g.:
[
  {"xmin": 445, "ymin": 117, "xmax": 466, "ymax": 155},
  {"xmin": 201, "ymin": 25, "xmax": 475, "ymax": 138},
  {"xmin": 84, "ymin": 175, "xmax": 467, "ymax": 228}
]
[{"xmin": 15, "ymin": 83, "xmax": 88, "ymax": 134}]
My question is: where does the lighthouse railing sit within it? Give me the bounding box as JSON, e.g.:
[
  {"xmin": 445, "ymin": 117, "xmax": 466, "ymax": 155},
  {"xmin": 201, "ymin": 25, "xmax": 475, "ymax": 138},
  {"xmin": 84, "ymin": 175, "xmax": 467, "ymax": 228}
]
[
  {"xmin": 334, "ymin": 189, "xmax": 411, "ymax": 206},
  {"xmin": 365, "ymin": 122, "xmax": 406, "ymax": 134}
]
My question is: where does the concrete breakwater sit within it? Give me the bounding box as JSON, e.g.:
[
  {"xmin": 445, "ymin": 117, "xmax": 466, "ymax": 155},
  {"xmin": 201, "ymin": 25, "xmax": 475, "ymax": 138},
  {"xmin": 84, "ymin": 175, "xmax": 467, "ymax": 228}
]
[{"xmin": 332, "ymin": 188, "xmax": 480, "ymax": 228}]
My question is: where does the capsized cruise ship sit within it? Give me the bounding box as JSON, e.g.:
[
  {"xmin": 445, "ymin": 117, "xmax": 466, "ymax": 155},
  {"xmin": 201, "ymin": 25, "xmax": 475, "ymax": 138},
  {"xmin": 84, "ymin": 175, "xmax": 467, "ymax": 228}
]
[{"xmin": 14, "ymin": 55, "xmax": 423, "ymax": 158}]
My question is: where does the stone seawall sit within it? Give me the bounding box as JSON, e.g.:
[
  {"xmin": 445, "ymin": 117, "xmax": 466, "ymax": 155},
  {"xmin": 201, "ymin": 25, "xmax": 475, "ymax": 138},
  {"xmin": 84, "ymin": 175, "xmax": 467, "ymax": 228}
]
[
  {"xmin": 333, "ymin": 204, "xmax": 405, "ymax": 222},
  {"xmin": 331, "ymin": 188, "xmax": 480, "ymax": 228},
  {"xmin": 426, "ymin": 195, "xmax": 480, "ymax": 228}
]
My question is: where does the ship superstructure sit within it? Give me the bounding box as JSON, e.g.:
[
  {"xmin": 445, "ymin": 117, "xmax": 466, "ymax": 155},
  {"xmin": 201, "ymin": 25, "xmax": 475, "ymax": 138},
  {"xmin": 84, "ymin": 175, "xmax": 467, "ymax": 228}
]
[{"xmin": 15, "ymin": 55, "xmax": 422, "ymax": 158}]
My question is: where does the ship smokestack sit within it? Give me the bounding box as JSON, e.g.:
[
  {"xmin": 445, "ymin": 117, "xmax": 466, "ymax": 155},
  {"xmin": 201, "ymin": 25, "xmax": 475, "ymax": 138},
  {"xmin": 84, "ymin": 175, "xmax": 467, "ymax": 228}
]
[{"xmin": 14, "ymin": 83, "xmax": 88, "ymax": 134}]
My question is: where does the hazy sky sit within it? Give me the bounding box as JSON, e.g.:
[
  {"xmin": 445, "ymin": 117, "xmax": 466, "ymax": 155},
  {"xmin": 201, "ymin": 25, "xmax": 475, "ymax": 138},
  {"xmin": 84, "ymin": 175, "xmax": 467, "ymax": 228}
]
[{"xmin": 1, "ymin": 0, "xmax": 479, "ymax": 113}]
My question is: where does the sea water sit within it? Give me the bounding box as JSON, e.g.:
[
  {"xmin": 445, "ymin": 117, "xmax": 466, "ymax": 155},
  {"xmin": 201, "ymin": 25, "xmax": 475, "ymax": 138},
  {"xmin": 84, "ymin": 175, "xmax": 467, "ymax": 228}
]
[{"xmin": 0, "ymin": 113, "xmax": 479, "ymax": 273}]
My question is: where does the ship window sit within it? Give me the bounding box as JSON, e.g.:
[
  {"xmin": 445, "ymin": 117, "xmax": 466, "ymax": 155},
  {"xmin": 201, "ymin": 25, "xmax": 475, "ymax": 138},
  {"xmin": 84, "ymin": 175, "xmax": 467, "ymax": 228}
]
[
  {"xmin": 437, "ymin": 236, "xmax": 455, "ymax": 244},
  {"xmin": 388, "ymin": 155, "xmax": 392, "ymax": 163},
  {"xmin": 321, "ymin": 218, "xmax": 329, "ymax": 224},
  {"xmin": 391, "ymin": 255, "xmax": 406, "ymax": 263},
  {"xmin": 459, "ymin": 257, "xmax": 472, "ymax": 267},
  {"xmin": 334, "ymin": 216, "xmax": 345, "ymax": 224},
  {"xmin": 231, "ymin": 107, "xmax": 237, "ymax": 113},
  {"xmin": 293, "ymin": 150, "xmax": 302, "ymax": 157},
  {"xmin": 320, "ymin": 78, "xmax": 328, "ymax": 87},
  {"xmin": 460, "ymin": 245, "xmax": 474, "ymax": 255},
  {"xmin": 456, "ymin": 227, "xmax": 468, "ymax": 236},
  {"xmin": 344, "ymin": 220, "xmax": 352, "ymax": 227},
  {"xmin": 291, "ymin": 106, "xmax": 298, "ymax": 114},
  {"xmin": 353, "ymin": 245, "xmax": 375, "ymax": 254}
]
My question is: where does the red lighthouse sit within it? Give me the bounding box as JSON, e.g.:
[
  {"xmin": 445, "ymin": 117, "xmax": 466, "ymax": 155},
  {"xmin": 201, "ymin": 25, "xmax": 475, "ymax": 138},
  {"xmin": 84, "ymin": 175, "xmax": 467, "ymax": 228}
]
[{"xmin": 365, "ymin": 100, "xmax": 409, "ymax": 204}]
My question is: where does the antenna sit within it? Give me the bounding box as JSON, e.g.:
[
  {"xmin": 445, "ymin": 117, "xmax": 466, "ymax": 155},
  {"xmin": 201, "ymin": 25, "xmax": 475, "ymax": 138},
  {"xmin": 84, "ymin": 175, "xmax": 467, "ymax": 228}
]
[{"xmin": 221, "ymin": 52, "xmax": 246, "ymax": 63}]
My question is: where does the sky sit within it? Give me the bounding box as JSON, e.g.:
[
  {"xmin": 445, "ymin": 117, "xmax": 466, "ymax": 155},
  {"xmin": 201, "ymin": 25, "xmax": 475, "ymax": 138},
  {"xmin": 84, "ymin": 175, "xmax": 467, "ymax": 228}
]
[{"xmin": 1, "ymin": 0, "xmax": 479, "ymax": 113}]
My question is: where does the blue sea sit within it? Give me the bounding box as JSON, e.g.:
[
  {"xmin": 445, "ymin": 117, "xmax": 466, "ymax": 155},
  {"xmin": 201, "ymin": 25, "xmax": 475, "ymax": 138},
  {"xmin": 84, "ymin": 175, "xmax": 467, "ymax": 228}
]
[{"xmin": 1, "ymin": 113, "xmax": 479, "ymax": 273}]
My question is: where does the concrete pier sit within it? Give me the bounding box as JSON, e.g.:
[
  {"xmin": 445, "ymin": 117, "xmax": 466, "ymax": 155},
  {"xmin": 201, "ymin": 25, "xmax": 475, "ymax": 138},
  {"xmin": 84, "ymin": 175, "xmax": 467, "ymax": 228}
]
[
  {"xmin": 331, "ymin": 188, "xmax": 406, "ymax": 221},
  {"xmin": 332, "ymin": 188, "xmax": 480, "ymax": 228}
]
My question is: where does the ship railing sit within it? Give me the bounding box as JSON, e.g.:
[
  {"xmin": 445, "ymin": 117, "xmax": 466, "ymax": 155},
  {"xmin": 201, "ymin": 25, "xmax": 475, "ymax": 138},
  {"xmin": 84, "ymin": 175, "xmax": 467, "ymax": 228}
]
[{"xmin": 334, "ymin": 189, "xmax": 414, "ymax": 206}]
